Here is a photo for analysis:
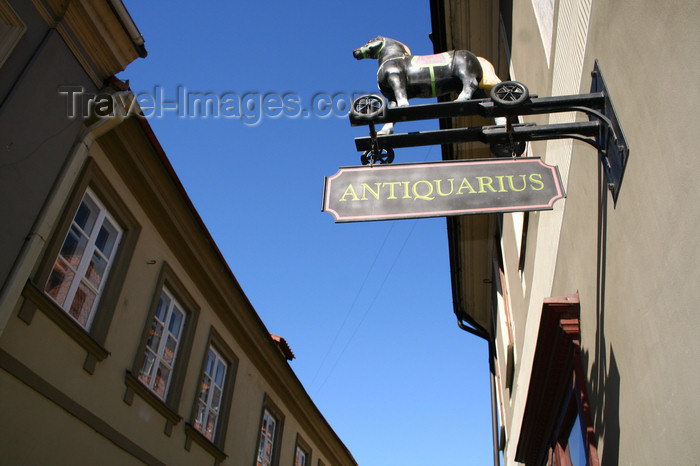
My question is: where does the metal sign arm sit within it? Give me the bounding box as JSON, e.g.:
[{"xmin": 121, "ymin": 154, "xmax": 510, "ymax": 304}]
[
  {"xmin": 349, "ymin": 63, "xmax": 628, "ymax": 200},
  {"xmin": 354, "ymin": 121, "xmax": 602, "ymax": 151},
  {"xmin": 349, "ymin": 93, "xmax": 607, "ymax": 126}
]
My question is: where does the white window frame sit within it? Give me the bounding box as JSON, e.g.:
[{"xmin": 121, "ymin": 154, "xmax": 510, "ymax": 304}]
[
  {"xmin": 138, "ymin": 287, "xmax": 186, "ymax": 400},
  {"xmin": 44, "ymin": 188, "xmax": 122, "ymax": 329},
  {"xmin": 256, "ymin": 409, "xmax": 277, "ymax": 466},
  {"xmin": 294, "ymin": 445, "xmax": 307, "ymax": 466},
  {"xmin": 193, "ymin": 345, "xmax": 227, "ymax": 441}
]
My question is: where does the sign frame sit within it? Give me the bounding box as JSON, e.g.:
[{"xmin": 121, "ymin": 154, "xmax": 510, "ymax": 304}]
[{"xmin": 322, "ymin": 157, "xmax": 565, "ymax": 223}]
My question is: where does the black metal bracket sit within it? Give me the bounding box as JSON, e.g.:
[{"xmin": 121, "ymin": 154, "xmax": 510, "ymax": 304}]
[
  {"xmin": 589, "ymin": 61, "xmax": 629, "ymax": 201},
  {"xmin": 350, "ymin": 62, "xmax": 628, "ymax": 201}
]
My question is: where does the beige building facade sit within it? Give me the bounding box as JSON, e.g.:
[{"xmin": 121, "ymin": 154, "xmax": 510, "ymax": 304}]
[
  {"xmin": 431, "ymin": 0, "xmax": 700, "ymax": 464},
  {"xmin": 0, "ymin": 1, "xmax": 355, "ymax": 465}
]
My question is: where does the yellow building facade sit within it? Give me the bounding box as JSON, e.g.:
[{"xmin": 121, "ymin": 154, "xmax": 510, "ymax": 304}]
[{"xmin": 0, "ymin": 1, "xmax": 355, "ymax": 465}]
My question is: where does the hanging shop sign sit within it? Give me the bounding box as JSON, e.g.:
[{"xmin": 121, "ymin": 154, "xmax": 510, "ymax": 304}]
[{"xmin": 322, "ymin": 158, "xmax": 565, "ymax": 223}]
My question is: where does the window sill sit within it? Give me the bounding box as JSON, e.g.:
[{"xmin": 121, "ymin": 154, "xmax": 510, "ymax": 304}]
[
  {"xmin": 19, "ymin": 280, "xmax": 109, "ymax": 373},
  {"xmin": 184, "ymin": 423, "xmax": 227, "ymax": 465},
  {"xmin": 123, "ymin": 371, "xmax": 182, "ymax": 436}
]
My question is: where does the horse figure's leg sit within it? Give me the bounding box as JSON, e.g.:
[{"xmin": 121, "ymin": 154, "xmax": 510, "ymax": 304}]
[
  {"xmin": 453, "ymin": 51, "xmax": 482, "ymax": 101},
  {"xmin": 378, "ymin": 108, "xmax": 395, "ymax": 134},
  {"xmin": 455, "ymin": 73, "xmax": 480, "ymax": 101},
  {"xmin": 378, "ymin": 74, "xmax": 410, "ymax": 135},
  {"xmin": 452, "ymin": 50, "xmax": 482, "ymax": 100}
]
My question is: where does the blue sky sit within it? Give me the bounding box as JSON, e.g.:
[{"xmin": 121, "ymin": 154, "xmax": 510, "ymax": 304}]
[{"xmin": 120, "ymin": 1, "xmax": 493, "ymax": 464}]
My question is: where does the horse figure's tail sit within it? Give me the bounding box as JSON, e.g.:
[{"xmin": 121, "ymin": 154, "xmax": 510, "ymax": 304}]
[{"xmin": 477, "ymin": 57, "xmax": 502, "ymax": 90}]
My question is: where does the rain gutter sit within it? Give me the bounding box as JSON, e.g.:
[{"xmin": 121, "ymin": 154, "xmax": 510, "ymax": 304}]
[{"xmin": 107, "ymin": 0, "xmax": 147, "ymax": 58}]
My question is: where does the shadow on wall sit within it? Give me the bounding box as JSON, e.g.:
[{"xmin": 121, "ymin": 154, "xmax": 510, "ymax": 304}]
[
  {"xmin": 581, "ymin": 162, "xmax": 620, "ymax": 465},
  {"xmin": 601, "ymin": 351, "xmax": 620, "ymax": 465}
]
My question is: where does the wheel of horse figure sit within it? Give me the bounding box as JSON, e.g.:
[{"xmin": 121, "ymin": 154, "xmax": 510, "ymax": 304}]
[
  {"xmin": 351, "ymin": 95, "xmax": 386, "ymax": 121},
  {"xmin": 490, "ymin": 81, "xmax": 530, "ymax": 107},
  {"xmin": 361, "ymin": 148, "xmax": 394, "ymax": 165}
]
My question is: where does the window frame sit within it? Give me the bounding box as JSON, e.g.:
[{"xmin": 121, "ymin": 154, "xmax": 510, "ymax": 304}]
[
  {"xmin": 254, "ymin": 394, "xmax": 285, "ymax": 466},
  {"xmin": 124, "ymin": 262, "xmax": 199, "ymax": 436},
  {"xmin": 137, "ymin": 285, "xmax": 186, "ymax": 399},
  {"xmin": 517, "ymin": 211, "xmax": 530, "ymax": 272},
  {"xmin": 43, "ymin": 187, "xmax": 123, "ymax": 330},
  {"xmin": 294, "ymin": 433, "xmax": 312, "ymax": 466},
  {"xmin": 192, "ymin": 344, "xmax": 227, "ymax": 438},
  {"xmin": 515, "ymin": 295, "xmax": 600, "ymax": 466},
  {"xmin": 185, "ymin": 328, "xmax": 239, "ymax": 464},
  {"xmin": 18, "ymin": 158, "xmax": 140, "ymax": 374},
  {"xmin": 546, "ymin": 366, "xmax": 597, "ymax": 466}
]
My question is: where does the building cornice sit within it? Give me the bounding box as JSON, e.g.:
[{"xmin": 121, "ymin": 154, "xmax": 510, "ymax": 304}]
[{"xmin": 30, "ymin": 0, "xmax": 145, "ymax": 85}]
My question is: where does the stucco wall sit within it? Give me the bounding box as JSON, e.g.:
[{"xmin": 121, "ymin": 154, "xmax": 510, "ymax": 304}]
[
  {"xmin": 502, "ymin": 0, "xmax": 700, "ymax": 464},
  {"xmin": 552, "ymin": 1, "xmax": 700, "ymax": 464},
  {"xmin": 0, "ymin": 29, "xmax": 90, "ymax": 294}
]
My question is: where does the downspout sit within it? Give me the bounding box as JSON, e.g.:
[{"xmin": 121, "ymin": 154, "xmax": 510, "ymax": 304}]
[
  {"xmin": 488, "ymin": 338, "xmax": 501, "ymax": 466},
  {"xmin": 456, "ymin": 317, "xmax": 500, "ymax": 466},
  {"xmin": 457, "ymin": 315, "xmax": 489, "ymax": 340}
]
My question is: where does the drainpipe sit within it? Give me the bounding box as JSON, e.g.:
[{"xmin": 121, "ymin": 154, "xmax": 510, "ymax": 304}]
[
  {"xmin": 457, "ymin": 316, "xmax": 500, "ymax": 466},
  {"xmin": 457, "ymin": 316, "xmax": 490, "ymax": 340},
  {"xmin": 488, "ymin": 339, "xmax": 501, "ymax": 466}
]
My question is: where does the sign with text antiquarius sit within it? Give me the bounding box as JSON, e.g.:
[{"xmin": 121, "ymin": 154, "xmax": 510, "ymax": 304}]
[{"xmin": 322, "ymin": 158, "xmax": 565, "ymax": 222}]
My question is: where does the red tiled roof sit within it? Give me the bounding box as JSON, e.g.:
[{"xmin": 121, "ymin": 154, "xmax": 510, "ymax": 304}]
[{"xmin": 270, "ymin": 334, "xmax": 295, "ymax": 361}]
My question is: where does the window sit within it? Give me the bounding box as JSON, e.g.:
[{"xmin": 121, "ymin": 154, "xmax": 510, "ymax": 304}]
[
  {"xmin": 294, "ymin": 434, "xmax": 312, "ymax": 466},
  {"xmin": 138, "ymin": 287, "xmax": 185, "ymax": 400},
  {"xmin": 515, "ymin": 295, "xmax": 600, "ymax": 465},
  {"xmin": 546, "ymin": 371, "xmax": 594, "ymax": 466},
  {"xmin": 193, "ymin": 345, "xmax": 227, "ymax": 440},
  {"xmin": 185, "ymin": 329, "xmax": 237, "ymax": 463},
  {"xmin": 257, "ymin": 409, "xmax": 277, "ymax": 466},
  {"xmin": 517, "ymin": 212, "xmax": 530, "ymax": 272},
  {"xmin": 124, "ymin": 263, "xmax": 199, "ymax": 436},
  {"xmin": 295, "ymin": 446, "xmax": 307, "ymax": 466},
  {"xmin": 44, "ymin": 188, "xmax": 122, "ymax": 329},
  {"xmin": 255, "ymin": 395, "xmax": 285, "ymax": 466},
  {"xmin": 19, "ymin": 160, "xmax": 140, "ymax": 374},
  {"xmin": 566, "ymin": 414, "xmax": 588, "ymax": 465}
]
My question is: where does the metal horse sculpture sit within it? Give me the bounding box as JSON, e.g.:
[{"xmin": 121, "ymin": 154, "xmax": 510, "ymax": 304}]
[{"xmin": 353, "ymin": 36, "xmax": 503, "ymax": 134}]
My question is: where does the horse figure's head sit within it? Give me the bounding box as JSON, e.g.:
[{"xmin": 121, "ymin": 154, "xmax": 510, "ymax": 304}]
[{"xmin": 353, "ymin": 37, "xmax": 411, "ymax": 60}]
